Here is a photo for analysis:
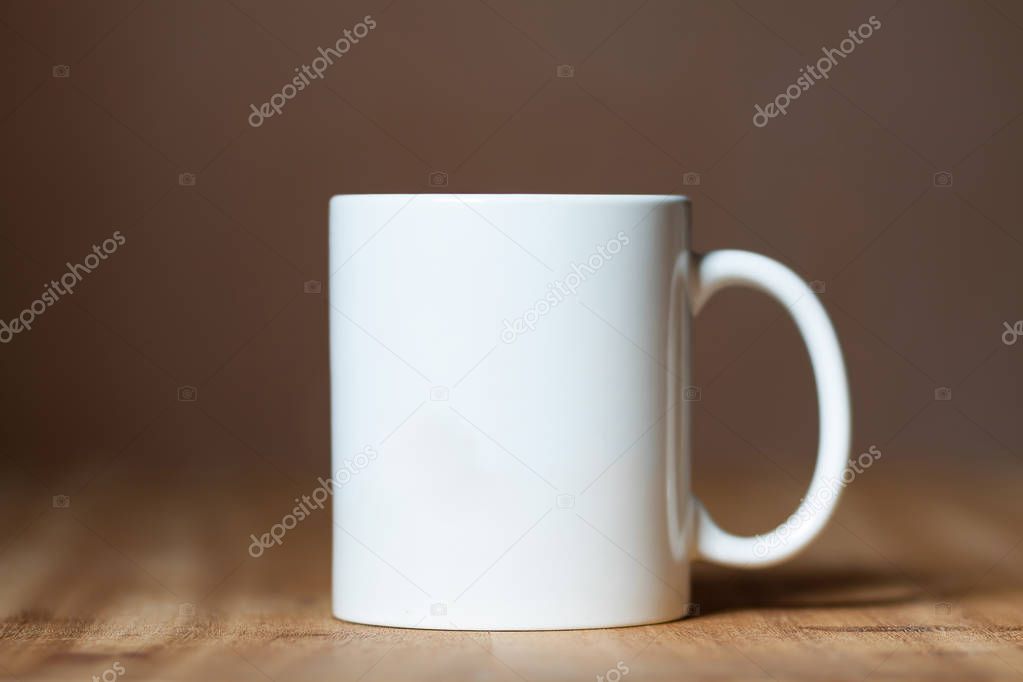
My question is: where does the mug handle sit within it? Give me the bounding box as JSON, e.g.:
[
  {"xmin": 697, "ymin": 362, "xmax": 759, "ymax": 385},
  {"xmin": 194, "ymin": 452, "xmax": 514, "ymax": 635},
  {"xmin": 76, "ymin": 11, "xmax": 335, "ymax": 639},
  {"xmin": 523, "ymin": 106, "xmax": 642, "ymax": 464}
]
[{"xmin": 685, "ymin": 249, "xmax": 851, "ymax": 568}]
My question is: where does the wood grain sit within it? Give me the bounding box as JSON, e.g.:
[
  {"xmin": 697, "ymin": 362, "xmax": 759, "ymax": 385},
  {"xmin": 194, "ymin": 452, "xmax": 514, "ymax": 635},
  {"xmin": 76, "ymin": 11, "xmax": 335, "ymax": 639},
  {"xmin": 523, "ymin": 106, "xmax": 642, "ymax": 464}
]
[{"xmin": 1, "ymin": 462, "xmax": 1021, "ymax": 681}]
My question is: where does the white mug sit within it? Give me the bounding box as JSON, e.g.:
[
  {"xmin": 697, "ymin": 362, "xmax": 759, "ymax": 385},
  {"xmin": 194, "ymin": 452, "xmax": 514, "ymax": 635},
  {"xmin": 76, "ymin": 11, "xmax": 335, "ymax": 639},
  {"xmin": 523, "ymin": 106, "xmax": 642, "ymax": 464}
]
[{"xmin": 328, "ymin": 194, "xmax": 850, "ymax": 630}]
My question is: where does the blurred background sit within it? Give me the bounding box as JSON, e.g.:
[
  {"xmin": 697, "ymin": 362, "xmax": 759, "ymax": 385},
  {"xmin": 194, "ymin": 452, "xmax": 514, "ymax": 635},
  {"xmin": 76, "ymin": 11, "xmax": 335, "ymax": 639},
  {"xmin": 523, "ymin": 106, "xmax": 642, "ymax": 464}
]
[{"xmin": 1, "ymin": 0, "xmax": 1022, "ymax": 640}]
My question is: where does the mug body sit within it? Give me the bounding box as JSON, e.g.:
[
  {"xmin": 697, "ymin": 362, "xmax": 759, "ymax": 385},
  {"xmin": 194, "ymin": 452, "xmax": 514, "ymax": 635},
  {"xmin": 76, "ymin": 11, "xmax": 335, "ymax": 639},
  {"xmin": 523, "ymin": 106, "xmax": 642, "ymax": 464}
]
[{"xmin": 329, "ymin": 194, "xmax": 693, "ymax": 630}]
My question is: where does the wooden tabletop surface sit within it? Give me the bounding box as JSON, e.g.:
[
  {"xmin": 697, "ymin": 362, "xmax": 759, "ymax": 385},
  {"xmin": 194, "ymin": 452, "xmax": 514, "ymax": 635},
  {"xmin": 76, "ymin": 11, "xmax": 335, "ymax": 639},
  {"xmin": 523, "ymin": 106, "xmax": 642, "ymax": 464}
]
[{"xmin": 2, "ymin": 459, "xmax": 1021, "ymax": 682}]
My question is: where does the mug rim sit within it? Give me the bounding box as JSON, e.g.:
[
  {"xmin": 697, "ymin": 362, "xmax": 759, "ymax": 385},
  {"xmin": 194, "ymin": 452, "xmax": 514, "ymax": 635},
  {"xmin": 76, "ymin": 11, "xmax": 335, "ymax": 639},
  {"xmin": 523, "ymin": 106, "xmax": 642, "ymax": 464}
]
[{"xmin": 330, "ymin": 193, "xmax": 689, "ymax": 203}]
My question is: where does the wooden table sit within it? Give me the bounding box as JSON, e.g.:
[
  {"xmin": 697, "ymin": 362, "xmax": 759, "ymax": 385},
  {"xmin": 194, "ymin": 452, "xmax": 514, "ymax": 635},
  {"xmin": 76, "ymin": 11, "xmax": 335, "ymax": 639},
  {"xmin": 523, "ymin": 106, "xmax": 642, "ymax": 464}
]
[{"xmin": 2, "ymin": 460, "xmax": 1021, "ymax": 681}]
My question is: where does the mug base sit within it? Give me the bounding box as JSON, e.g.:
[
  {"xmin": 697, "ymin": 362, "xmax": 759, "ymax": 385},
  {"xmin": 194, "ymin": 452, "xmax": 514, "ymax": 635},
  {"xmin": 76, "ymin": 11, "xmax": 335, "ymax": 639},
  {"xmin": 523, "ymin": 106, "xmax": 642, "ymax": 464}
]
[{"xmin": 332, "ymin": 610, "xmax": 691, "ymax": 632}]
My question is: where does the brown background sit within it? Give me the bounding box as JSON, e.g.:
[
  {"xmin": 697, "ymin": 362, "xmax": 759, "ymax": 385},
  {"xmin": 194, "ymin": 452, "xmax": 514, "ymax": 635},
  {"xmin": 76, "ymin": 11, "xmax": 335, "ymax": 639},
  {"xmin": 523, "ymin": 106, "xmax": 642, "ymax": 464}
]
[{"xmin": 1, "ymin": 0, "xmax": 1022, "ymax": 670}]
